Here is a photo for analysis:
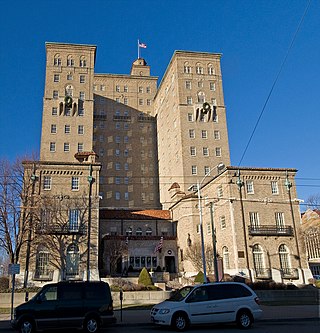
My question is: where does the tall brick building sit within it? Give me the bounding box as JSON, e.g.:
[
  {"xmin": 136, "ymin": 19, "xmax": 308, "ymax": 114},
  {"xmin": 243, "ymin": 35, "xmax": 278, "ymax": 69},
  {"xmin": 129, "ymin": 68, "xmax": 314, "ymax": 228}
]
[{"xmin": 19, "ymin": 42, "xmax": 311, "ymax": 285}]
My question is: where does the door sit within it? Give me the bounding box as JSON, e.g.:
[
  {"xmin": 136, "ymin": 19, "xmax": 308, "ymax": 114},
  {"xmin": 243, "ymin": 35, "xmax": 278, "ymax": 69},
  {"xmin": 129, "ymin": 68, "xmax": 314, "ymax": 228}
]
[
  {"xmin": 186, "ymin": 286, "xmax": 212, "ymax": 324},
  {"xmin": 34, "ymin": 285, "xmax": 58, "ymax": 329}
]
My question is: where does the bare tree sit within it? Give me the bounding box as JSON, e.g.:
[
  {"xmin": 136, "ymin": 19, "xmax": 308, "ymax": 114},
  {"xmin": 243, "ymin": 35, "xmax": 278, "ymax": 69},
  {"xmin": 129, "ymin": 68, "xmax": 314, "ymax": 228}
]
[
  {"xmin": 184, "ymin": 240, "xmax": 216, "ymax": 273},
  {"xmin": 0, "ymin": 157, "xmax": 36, "ymax": 265},
  {"xmin": 103, "ymin": 237, "xmax": 128, "ymax": 275},
  {"xmin": 306, "ymin": 193, "xmax": 320, "ymax": 210}
]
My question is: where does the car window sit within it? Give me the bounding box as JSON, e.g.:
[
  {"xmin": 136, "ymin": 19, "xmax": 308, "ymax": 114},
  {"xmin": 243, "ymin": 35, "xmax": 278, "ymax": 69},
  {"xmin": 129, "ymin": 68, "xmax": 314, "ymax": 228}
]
[
  {"xmin": 59, "ymin": 284, "xmax": 83, "ymax": 300},
  {"xmin": 169, "ymin": 286, "xmax": 194, "ymax": 301},
  {"xmin": 39, "ymin": 286, "xmax": 58, "ymax": 301},
  {"xmin": 186, "ymin": 287, "xmax": 209, "ymax": 303},
  {"xmin": 208, "ymin": 284, "xmax": 252, "ymax": 300},
  {"xmin": 85, "ymin": 283, "xmax": 108, "ymax": 300}
]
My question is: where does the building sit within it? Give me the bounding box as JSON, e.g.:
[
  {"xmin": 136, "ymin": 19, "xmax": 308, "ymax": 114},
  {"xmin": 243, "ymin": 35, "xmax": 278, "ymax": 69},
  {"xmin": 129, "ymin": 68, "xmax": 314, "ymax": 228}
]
[{"xmin": 19, "ymin": 42, "xmax": 311, "ymax": 286}]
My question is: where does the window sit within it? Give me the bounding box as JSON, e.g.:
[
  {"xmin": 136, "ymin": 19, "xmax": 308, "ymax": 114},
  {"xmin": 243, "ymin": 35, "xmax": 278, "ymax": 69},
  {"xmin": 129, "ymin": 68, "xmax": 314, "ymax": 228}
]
[
  {"xmin": 188, "ymin": 113, "xmax": 194, "ymax": 122},
  {"xmin": 126, "ymin": 227, "xmax": 133, "ymax": 236},
  {"xmin": 203, "ymin": 147, "xmax": 209, "ymax": 156},
  {"xmin": 52, "ymin": 107, "xmax": 58, "ymax": 116},
  {"xmin": 215, "ymin": 147, "xmax": 221, "ymax": 156},
  {"xmin": 67, "ymin": 56, "xmax": 74, "ymax": 67},
  {"xmin": 187, "ymin": 96, "xmax": 192, "ymax": 105},
  {"xmin": 209, "ymin": 82, "xmax": 216, "ymax": 91},
  {"xmin": 208, "ymin": 66, "xmax": 215, "ymax": 75},
  {"xmin": 184, "ymin": 66, "xmax": 192, "ymax": 73},
  {"xmin": 246, "ymin": 180, "xmax": 254, "ymax": 194},
  {"xmin": 136, "ymin": 228, "xmax": 142, "ymax": 236},
  {"xmin": 78, "ymin": 108, "xmax": 84, "ymax": 116},
  {"xmin": 139, "ymin": 99, "xmax": 143, "ymax": 106},
  {"xmin": 213, "ymin": 113, "xmax": 218, "ymax": 122},
  {"xmin": 185, "ymin": 81, "xmax": 191, "ymax": 89},
  {"xmin": 115, "ymin": 163, "xmax": 121, "ymax": 171},
  {"xmin": 71, "ymin": 177, "xmax": 79, "ymax": 191},
  {"xmin": 146, "ymin": 86, "xmax": 151, "ymax": 93},
  {"xmin": 50, "ymin": 142, "xmax": 56, "ymax": 152},
  {"xmin": 198, "ymin": 81, "xmax": 203, "ymax": 88},
  {"xmin": 54, "ymin": 74, "xmax": 60, "ymax": 82},
  {"xmin": 115, "ymin": 149, "xmax": 120, "ymax": 156},
  {"xmin": 69, "ymin": 209, "xmax": 80, "ymax": 232},
  {"xmin": 67, "ymin": 73, "xmax": 73, "ymax": 80},
  {"xmin": 66, "ymin": 244, "xmax": 79, "ymax": 277},
  {"xmin": 124, "ymin": 163, "xmax": 129, "ymax": 171},
  {"xmin": 116, "ymin": 85, "xmax": 120, "ymax": 92},
  {"xmin": 51, "ymin": 124, "xmax": 57, "ymax": 134},
  {"xmin": 197, "ymin": 92, "xmax": 205, "ymax": 103},
  {"xmin": 65, "ymin": 85, "xmax": 73, "ymax": 97},
  {"xmin": 124, "ymin": 98, "xmax": 128, "ymax": 105},
  {"xmin": 54, "ymin": 55, "xmax": 61, "ymax": 66},
  {"xmin": 214, "ymin": 130, "xmax": 220, "ymax": 140},
  {"xmin": 115, "ymin": 136, "xmax": 121, "ymax": 143},
  {"xmin": 196, "ymin": 66, "xmax": 204, "ymax": 74},
  {"xmin": 78, "ymin": 125, "xmax": 84, "ymax": 135},
  {"xmin": 220, "ymin": 216, "xmax": 226, "ymax": 229},
  {"xmin": 35, "ymin": 246, "xmax": 50, "ymax": 279},
  {"xmin": 115, "ymin": 192, "xmax": 121, "ymax": 200},
  {"xmin": 79, "ymin": 91, "xmax": 85, "ymax": 100},
  {"xmin": 65, "ymin": 107, "xmax": 71, "ymax": 116},
  {"xmin": 201, "ymin": 130, "xmax": 208, "ymax": 139},
  {"xmin": 249, "ymin": 212, "xmax": 260, "ymax": 227},
  {"xmin": 275, "ymin": 212, "xmax": 285, "ymax": 229},
  {"xmin": 115, "ymin": 177, "xmax": 121, "ymax": 184},
  {"xmin": 190, "ymin": 146, "xmax": 196, "ymax": 156},
  {"xmin": 147, "ymin": 99, "xmax": 151, "ymax": 106},
  {"xmin": 138, "ymin": 86, "xmax": 143, "ymax": 93},
  {"xmin": 65, "ymin": 125, "xmax": 70, "ymax": 134},
  {"xmin": 252, "ymin": 244, "xmax": 266, "ymax": 277},
  {"xmin": 189, "ymin": 129, "xmax": 195, "ymax": 138},
  {"xmin": 64, "ymin": 143, "xmax": 70, "ymax": 152},
  {"xmin": 53, "ymin": 90, "xmax": 58, "ymax": 99},
  {"xmin": 191, "ymin": 165, "xmax": 197, "ymax": 175},
  {"xmin": 271, "ymin": 181, "xmax": 279, "ymax": 194},
  {"xmin": 124, "ymin": 149, "xmax": 129, "ymax": 157},
  {"xmin": 124, "ymin": 136, "xmax": 129, "ymax": 143},
  {"xmin": 212, "ymin": 98, "xmax": 217, "ymax": 106},
  {"xmin": 43, "ymin": 176, "xmax": 52, "ymax": 190},
  {"xmin": 80, "ymin": 75, "xmax": 85, "ymax": 83},
  {"xmin": 116, "ymin": 98, "xmax": 120, "ymax": 103},
  {"xmin": 217, "ymin": 185, "xmax": 223, "ymax": 198},
  {"xmin": 124, "ymin": 177, "xmax": 129, "ymax": 184},
  {"xmin": 124, "ymin": 192, "xmax": 129, "ymax": 201},
  {"xmin": 279, "ymin": 244, "xmax": 291, "ymax": 274},
  {"xmin": 124, "ymin": 85, "xmax": 128, "ymax": 92},
  {"xmin": 204, "ymin": 166, "xmax": 210, "ymax": 175},
  {"xmin": 77, "ymin": 143, "xmax": 83, "ymax": 152},
  {"xmin": 79, "ymin": 57, "xmax": 86, "ymax": 67},
  {"xmin": 222, "ymin": 246, "xmax": 230, "ymax": 269}
]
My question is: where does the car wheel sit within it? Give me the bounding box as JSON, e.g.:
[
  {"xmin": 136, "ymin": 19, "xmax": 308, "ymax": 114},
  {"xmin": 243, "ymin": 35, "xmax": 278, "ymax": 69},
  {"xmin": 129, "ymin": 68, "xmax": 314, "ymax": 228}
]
[
  {"xmin": 171, "ymin": 312, "xmax": 189, "ymax": 332},
  {"xmin": 84, "ymin": 316, "xmax": 100, "ymax": 333},
  {"xmin": 236, "ymin": 310, "xmax": 253, "ymax": 329},
  {"xmin": 19, "ymin": 318, "xmax": 34, "ymax": 333}
]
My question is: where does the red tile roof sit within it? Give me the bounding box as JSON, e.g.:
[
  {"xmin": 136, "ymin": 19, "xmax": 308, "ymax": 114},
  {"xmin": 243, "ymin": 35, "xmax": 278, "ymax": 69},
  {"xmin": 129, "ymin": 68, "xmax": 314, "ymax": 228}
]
[{"xmin": 99, "ymin": 209, "xmax": 171, "ymax": 220}]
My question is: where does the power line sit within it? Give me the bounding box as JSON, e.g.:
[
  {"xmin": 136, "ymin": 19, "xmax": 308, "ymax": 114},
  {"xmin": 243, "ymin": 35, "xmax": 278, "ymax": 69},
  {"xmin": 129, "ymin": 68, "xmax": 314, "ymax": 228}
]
[{"xmin": 238, "ymin": 0, "xmax": 312, "ymax": 166}]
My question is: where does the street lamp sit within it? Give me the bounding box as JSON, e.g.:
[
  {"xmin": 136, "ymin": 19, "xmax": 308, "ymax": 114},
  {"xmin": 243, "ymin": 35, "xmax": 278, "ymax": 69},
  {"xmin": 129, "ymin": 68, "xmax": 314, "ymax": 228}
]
[{"xmin": 189, "ymin": 162, "xmax": 225, "ymax": 284}]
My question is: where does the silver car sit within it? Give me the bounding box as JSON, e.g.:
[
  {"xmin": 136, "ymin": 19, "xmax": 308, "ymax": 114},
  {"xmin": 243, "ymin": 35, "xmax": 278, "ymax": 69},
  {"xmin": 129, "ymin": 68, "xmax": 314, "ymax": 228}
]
[{"xmin": 151, "ymin": 282, "xmax": 262, "ymax": 331}]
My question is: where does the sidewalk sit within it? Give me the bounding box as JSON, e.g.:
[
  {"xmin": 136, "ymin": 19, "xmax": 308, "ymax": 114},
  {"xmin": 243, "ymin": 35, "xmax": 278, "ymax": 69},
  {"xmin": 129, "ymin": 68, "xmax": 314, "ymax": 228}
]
[{"xmin": 1, "ymin": 304, "xmax": 319, "ymax": 329}]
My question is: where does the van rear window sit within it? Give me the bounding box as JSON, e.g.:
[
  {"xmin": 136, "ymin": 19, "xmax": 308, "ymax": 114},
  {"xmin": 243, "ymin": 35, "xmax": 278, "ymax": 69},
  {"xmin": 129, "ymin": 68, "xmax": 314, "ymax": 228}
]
[{"xmin": 85, "ymin": 284, "xmax": 108, "ymax": 300}]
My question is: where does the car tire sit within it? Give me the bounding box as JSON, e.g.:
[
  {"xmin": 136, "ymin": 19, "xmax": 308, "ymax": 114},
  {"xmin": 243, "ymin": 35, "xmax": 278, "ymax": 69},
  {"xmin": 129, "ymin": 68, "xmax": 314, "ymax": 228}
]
[
  {"xmin": 19, "ymin": 318, "xmax": 35, "ymax": 333},
  {"xmin": 236, "ymin": 309, "xmax": 253, "ymax": 329},
  {"xmin": 84, "ymin": 316, "xmax": 100, "ymax": 333},
  {"xmin": 171, "ymin": 312, "xmax": 189, "ymax": 332}
]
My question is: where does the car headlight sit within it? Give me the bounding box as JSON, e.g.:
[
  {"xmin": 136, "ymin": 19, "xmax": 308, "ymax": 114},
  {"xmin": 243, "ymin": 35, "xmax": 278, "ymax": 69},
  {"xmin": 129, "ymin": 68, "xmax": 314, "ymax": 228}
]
[{"xmin": 159, "ymin": 309, "xmax": 170, "ymax": 314}]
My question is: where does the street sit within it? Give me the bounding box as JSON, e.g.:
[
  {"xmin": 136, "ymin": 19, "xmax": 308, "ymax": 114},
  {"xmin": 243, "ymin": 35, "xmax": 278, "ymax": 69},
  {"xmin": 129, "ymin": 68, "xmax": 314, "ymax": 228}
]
[{"xmin": 2, "ymin": 319, "xmax": 319, "ymax": 333}]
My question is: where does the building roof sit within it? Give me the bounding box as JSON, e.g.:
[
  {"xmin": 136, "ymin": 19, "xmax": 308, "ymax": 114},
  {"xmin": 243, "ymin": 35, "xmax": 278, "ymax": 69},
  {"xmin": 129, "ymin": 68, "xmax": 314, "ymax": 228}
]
[{"xmin": 99, "ymin": 209, "xmax": 171, "ymax": 220}]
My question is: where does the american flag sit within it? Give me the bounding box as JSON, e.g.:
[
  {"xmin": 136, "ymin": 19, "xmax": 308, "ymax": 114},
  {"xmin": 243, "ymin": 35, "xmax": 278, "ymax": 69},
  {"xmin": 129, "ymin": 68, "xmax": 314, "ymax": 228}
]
[
  {"xmin": 154, "ymin": 236, "xmax": 163, "ymax": 253},
  {"xmin": 139, "ymin": 42, "xmax": 147, "ymax": 48}
]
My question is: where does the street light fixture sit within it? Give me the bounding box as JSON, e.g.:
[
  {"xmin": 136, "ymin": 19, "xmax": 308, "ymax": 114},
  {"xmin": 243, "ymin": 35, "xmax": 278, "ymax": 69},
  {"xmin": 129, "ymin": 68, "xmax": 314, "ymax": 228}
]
[{"xmin": 189, "ymin": 162, "xmax": 225, "ymax": 284}]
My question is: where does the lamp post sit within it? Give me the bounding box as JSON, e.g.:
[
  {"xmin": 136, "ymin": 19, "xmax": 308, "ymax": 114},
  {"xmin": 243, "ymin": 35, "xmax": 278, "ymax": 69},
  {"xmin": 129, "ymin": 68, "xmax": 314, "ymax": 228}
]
[
  {"xmin": 190, "ymin": 163, "xmax": 225, "ymax": 284},
  {"xmin": 87, "ymin": 164, "xmax": 93, "ymax": 281}
]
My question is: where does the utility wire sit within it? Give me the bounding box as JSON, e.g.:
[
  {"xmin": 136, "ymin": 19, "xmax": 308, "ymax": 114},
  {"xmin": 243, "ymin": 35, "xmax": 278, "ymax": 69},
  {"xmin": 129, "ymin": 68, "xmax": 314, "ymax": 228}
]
[{"xmin": 238, "ymin": 0, "xmax": 312, "ymax": 166}]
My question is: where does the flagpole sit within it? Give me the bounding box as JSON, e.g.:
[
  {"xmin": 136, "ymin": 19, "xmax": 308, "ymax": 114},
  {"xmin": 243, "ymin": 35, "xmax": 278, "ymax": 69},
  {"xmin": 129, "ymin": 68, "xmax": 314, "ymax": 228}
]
[{"xmin": 137, "ymin": 39, "xmax": 140, "ymax": 59}]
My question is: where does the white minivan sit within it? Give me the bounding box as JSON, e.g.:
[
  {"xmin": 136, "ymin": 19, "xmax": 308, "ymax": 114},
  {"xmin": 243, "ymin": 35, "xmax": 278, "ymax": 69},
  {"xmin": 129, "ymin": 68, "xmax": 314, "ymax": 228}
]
[{"xmin": 151, "ymin": 282, "xmax": 262, "ymax": 331}]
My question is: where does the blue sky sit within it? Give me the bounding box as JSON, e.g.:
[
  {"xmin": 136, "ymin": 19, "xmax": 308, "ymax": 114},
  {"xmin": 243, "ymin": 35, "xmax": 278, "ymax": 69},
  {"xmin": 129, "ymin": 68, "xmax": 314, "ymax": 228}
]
[{"xmin": 0, "ymin": 0, "xmax": 319, "ymax": 208}]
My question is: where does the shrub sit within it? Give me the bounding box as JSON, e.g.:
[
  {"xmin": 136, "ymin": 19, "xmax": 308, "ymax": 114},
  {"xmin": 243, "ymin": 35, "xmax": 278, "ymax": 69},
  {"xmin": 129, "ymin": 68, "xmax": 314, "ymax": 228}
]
[
  {"xmin": 0, "ymin": 276, "xmax": 9, "ymax": 292},
  {"xmin": 138, "ymin": 267, "xmax": 153, "ymax": 286},
  {"xmin": 194, "ymin": 271, "xmax": 205, "ymax": 284}
]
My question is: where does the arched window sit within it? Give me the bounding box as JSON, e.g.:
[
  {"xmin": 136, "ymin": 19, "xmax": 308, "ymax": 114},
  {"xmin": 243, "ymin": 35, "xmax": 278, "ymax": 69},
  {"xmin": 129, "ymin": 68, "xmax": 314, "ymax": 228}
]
[
  {"xmin": 208, "ymin": 64, "xmax": 215, "ymax": 75},
  {"xmin": 136, "ymin": 227, "xmax": 142, "ymax": 236},
  {"xmin": 66, "ymin": 243, "xmax": 79, "ymax": 277},
  {"xmin": 184, "ymin": 61, "xmax": 192, "ymax": 74},
  {"xmin": 80, "ymin": 56, "xmax": 87, "ymax": 67},
  {"xmin": 196, "ymin": 63, "xmax": 204, "ymax": 74},
  {"xmin": 197, "ymin": 91, "xmax": 205, "ymax": 103},
  {"xmin": 279, "ymin": 244, "xmax": 291, "ymax": 274},
  {"xmin": 126, "ymin": 227, "xmax": 132, "ymax": 236},
  {"xmin": 54, "ymin": 54, "xmax": 61, "ymax": 66},
  {"xmin": 146, "ymin": 227, "xmax": 152, "ymax": 236},
  {"xmin": 65, "ymin": 85, "xmax": 73, "ymax": 97},
  {"xmin": 222, "ymin": 246, "xmax": 230, "ymax": 269},
  {"xmin": 67, "ymin": 55, "xmax": 74, "ymax": 67},
  {"xmin": 35, "ymin": 245, "xmax": 50, "ymax": 278},
  {"xmin": 252, "ymin": 244, "xmax": 266, "ymax": 276}
]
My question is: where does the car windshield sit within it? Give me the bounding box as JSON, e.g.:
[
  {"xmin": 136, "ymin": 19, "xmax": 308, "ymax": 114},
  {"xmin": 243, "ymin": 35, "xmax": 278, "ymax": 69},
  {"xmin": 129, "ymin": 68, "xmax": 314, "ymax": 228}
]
[{"xmin": 168, "ymin": 286, "xmax": 194, "ymax": 301}]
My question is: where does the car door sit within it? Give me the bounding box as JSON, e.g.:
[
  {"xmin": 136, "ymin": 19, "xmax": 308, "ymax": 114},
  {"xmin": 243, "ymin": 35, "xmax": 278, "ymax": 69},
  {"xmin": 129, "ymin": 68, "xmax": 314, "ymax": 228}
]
[
  {"xmin": 185, "ymin": 286, "xmax": 213, "ymax": 324},
  {"xmin": 56, "ymin": 283, "xmax": 84, "ymax": 328},
  {"xmin": 33, "ymin": 285, "xmax": 59, "ymax": 330}
]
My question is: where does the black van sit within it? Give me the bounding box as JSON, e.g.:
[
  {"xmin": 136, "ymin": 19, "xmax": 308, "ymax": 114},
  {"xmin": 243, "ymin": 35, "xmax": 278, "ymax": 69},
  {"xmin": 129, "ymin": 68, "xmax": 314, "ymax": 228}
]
[{"xmin": 11, "ymin": 281, "xmax": 116, "ymax": 333}]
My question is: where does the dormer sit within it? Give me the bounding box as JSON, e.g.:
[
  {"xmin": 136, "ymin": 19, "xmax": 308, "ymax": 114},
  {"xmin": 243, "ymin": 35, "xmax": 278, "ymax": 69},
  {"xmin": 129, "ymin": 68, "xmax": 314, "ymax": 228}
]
[{"xmin": 130, "ymin": 58, "xmax": 150, "ymax": 76}]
